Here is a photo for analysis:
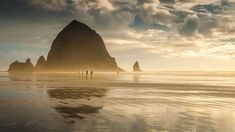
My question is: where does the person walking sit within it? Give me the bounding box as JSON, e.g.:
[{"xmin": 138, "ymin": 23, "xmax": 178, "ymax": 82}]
[
  {"xmin": 90, "ymin": 70, "xmax": 93, "ymax": 78},
  {"xmin": 86, "ymin": 70, "xmax": 88, "ymax": 76}
]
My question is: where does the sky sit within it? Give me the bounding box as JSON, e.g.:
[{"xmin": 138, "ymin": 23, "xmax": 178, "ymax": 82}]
[{"xmin": 0, "ymin": 0, "xmax": 235, "ymax": 71}]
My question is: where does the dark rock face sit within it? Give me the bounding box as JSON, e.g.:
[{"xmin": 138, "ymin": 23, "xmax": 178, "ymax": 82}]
[
  {"xmin": 46, "ymin": 20, "xmax": 123, "ymax": 71},
  {"xmin": 133, "ymin": 61, "xmax": 142, "ymax": 72},
  {"xmin": 7, "ymin": 20, "xmax": 124, "ymax": 73},
  {"xmin": 35, "ymin": 56, "xmax": 46, "ymax": 70},
  {"xmin": 8, "ymin": 58, "xmax": 34, "ymax": 73}
]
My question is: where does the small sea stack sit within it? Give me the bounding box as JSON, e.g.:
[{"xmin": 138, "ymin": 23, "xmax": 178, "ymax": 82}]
[
  {"xmin": 133, "ymin": 61, "xmax": 142, "ymax": 72},
  {"xmin": 8, "ymin": 58, "xmax": 34, "ymax": 73},
  {"xmin": 35, "ymin": 56, "xmax": 46, "ymax": 71}
]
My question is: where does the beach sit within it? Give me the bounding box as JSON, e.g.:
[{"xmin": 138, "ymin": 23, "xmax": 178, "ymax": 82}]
[{"xmin": 0, "ymin": 71, "xmax": 235, "ymax": 132}]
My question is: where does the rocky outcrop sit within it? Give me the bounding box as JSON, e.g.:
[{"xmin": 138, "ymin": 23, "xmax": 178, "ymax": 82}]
[
  {"xmin": 8, "ymin": 58, "xmax": 34, "ymax": 73},
  {"xmin": 46, "ymin": 20, "xmax": 123, "ymax": 72},
  {"xmin": 133, "ymin": 61, "xmax": 142, "ymax": 72},
  {"xmin": 8, "ymin": 20, "xmax": 124, "ymax": 73},
  {"xmin": 35, "ymin": 56, "xmax": 46, "ymax": 70}
]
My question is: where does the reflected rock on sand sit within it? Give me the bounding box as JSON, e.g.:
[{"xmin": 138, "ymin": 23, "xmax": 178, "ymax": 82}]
[
  {"xmin": 48, "ymin": 87, "xmax": 106, "ymax": 120},
  {"xmin": 47, "ymin": 87, "xmax": 107, "ymax": 100},
  {"xmin": 54, "ymin": 105, "xmax": 102, "ymax": 119}
]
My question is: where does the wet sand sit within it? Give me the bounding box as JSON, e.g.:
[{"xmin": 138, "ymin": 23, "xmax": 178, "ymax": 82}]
[{"xmin": 0, "ymin": 72, "xmax": 235, "ymax": 132}]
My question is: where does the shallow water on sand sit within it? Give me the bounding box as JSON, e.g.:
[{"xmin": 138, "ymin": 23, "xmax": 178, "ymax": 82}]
[{"xmin": 0, "ymin": 71, "xmax": 235, "ymax": 132}]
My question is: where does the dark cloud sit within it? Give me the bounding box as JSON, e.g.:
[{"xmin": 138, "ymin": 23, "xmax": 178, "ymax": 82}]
[
  {"xmin": 132, "ymin": 0, "xmax": 229, "ymax": 37},
  {"xmin": 221, "ymin": 0, "xmax": 230, "ymax": 6},
  {"xmin": 0, "ymin": 0, "xmax": 234, "ymax": 38},
  {"xmin": 220, "ymin": 37, "xmax": 235, "ymax": 42},
  {"xmin": 160, "ymin": 0, "xmax": 196, "ymax": 4},
  {"xmin": 159, "ymin": 0, "xmax": 176, "ymax": 4},
  {"xmin": 191, "ymin": 3, "xmax": 224, "ymax": 14},
  {"xmin": 178, "ymin": 0, "xmax": 195, "ymax": 3},
  {"xmin": 136, "ymin": 0, "xmax": 156, "ymax": 4},
  {"xmin": 0, "ymin": 0, "xmax": 135, "ymax": 30},
  {"xmin": 0, "ymin": 0, "xmax": 78, "ymax": 31},
  {"xmin": 130, "ymin": 15, "xmax": 170, "ymax": 31},
  {"xmin": 179, "ymin": 14, "xmax": 199, "ymax": 36},
  {"xmin": 114, "ymin": 1, "xmax": 134, "ymax": 12},
  {"xmin": 197, "ymin": 13, "xmax": 219, "ymax": 37}
]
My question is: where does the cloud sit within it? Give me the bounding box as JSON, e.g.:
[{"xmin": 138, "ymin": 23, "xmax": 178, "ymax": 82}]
[
  {"xmin": 1, "ymin": 0, "xmax": 234, "ymax": 37},
  {"xmin": 191, "ymin": 3, "xmax": 224, "ymax": 14},
  {"xmin": 29, "ymin": 0, "xmax": 115, "ymax": 11},
  {"xmin": 29, "ymin": 0, "xmax": 67, "ymax": 11},
  {"xmin": 130, "ymin": 15, "xmax": 170, "ymax": 31},
  {"xmin": 137, "ymin": 0, "xmax": 159, "ymax": 5},
  {"xmin": 197, "ymin": 13, "xmax": 218, "ymax": 37},
  {"xmin": 28, "ymin": 0, "xmax": 117, "ymax": 14},
  {"xmin": 179, "ymin": 14, "xmax": 199, "ymax": 36},
  {"xmin": 98, "ymin": 0, "xmax": 115, "ymax": 10},
  {"xmin": 152, "ymin": 9, "xmax": 175, "ymax": 25},
  {"xmin": 72, "ymin": 0, "xmax": 115, "ymax": 12},
  {"xmin": 159, "ymin": 0, "xmax": 176, "ymax": 4}
]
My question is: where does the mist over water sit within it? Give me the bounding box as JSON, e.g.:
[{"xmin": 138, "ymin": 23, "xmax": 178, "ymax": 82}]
[{"xmin": 0, "ymin": 72, "xmax": 235, "ymax": 132}]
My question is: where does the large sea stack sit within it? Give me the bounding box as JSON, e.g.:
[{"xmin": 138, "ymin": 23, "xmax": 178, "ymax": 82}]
[{"xmin": 46, "ymin": 20, "xmax": 123, "ymax": 71}]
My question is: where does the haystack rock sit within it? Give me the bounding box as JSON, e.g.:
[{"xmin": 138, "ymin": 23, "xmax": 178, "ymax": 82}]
[
  {"xmin": 133, "ymin": 61, "xmax": 142, "ymax": 72},
  {"xmin": 46, "ymin": 20, "xmax": 123, "ymax": 72},
  {"xmin": 35, "ymin": 56, "xmax": 46, "ymax": 70},
  {"xmin": 8, "ymin": 58, "xmax": 34, "ymax": 73}
]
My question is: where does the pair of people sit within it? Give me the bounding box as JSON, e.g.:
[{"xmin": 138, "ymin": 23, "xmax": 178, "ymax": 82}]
[
  {"xmin": 78, "ymin": 70, "xmax": 93, "ymax": 77},
  {"xmin": 85, "ymin": 70, "xmax": 93, "ymax": 77}
]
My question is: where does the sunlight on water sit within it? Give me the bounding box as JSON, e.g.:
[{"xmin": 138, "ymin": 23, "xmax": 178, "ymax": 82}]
[{"xmin": 0, "ymin": 71, "xmax": 235, "ymax": 132}]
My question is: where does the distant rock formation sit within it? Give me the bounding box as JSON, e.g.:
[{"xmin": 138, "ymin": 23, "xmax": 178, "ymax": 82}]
[
  {"xmin": 8, "ymin": 58, "xmax": 34, "ymax": 73},
  {"xmin": 8, "ymin": 20, "xmax": 124, "ymax": 73},
  {"xmin": 46, "ymin": 20, "xmax": 123, "ymax": 72},
  {"xmin": 133, "ymin": 61, "xmax": 142, "ymax": 72},
  {"xmin": 35, "ymin": 56, "xmax": 46, "ymax": 70}
]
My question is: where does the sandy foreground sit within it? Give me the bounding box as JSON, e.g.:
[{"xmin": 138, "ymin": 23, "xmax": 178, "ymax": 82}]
[{"xmin": 0, "ymin": 72, "xmax": 235, "ymax": 132}]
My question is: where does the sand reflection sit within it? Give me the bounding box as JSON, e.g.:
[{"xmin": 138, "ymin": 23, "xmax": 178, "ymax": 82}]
[
  {"xmin": 54, "ymin": 105, "xmax": 102, "ymax": 119},
  {"xmin": 47, "ymin": 87, "xmax": 107, "ymax": 120},
  {"xmin": 47, "ymin": 87, "xmax": 107, "ymax": 100}
]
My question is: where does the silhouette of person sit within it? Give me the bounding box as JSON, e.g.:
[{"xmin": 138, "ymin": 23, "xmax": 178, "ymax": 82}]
[
  {"xmin": 90, "ymin": 70, "xmax": 93, "ymax": 78},
  {"xmin": 86, "ymin": 70, "xmax": 89, "ymax": 78}
]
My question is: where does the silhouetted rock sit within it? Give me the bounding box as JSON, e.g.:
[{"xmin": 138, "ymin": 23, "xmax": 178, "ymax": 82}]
[
  {"xmin": 46, "ymin": 20, "xmax": 123, "ymax": 72},
  {"xmin": 35, "ymin": 56, "xmax": 46, "ymax": 70},
  {"xmin": 133, "ymin": 61, "xmax": 142, "ymax": 72},
  {"xmin": 7, "ymin": 20, "xmax": 125, "ymax": 73},
  {"xmin": 8, "ymin": 58, "xmax": 34, "ymax": 73}
]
